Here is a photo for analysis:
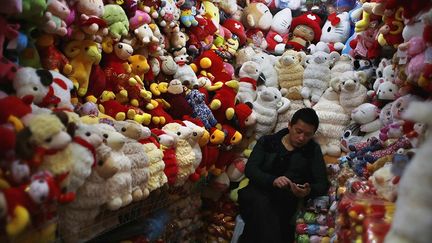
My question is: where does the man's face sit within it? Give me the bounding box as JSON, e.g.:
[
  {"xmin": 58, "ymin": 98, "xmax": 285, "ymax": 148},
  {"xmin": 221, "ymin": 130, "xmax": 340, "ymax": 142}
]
[{"xmin": 288, "ymin": 120, "xmax": 316, "ymax": 148}]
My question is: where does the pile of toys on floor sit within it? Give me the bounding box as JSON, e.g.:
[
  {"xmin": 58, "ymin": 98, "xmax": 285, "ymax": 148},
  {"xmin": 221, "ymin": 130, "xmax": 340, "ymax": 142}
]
[{"xmin": 1, "ymin": 0, "xmax": 432, "ymax": 242}]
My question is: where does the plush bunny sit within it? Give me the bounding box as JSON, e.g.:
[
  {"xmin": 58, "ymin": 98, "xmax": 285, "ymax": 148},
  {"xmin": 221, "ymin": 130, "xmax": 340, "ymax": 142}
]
[{"xmin": 252, "ymin": 87, "xmax": 290, "ymax": 140}]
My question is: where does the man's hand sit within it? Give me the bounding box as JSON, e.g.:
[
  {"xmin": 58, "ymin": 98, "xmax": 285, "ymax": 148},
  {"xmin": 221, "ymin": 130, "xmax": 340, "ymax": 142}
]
[
  {"xmin": 291, "ymin": 183, "xmax": 311, "ymax": 198},
  {"xmin": 273, "ymin": 176, "xmax": 292, "ymax": 189}
]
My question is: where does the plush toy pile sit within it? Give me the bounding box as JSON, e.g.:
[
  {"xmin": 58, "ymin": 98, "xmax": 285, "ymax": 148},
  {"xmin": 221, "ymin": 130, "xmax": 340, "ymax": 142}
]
[{"xmin": 0, "ymin": 0, "xmax": 431, "ymax": 242}]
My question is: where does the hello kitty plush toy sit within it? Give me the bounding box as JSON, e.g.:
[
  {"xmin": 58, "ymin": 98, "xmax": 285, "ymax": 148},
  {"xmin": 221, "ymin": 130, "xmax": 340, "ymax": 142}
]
[
  {"xmin": 311, "ymin": 12, "xmax": 351, "ymax": 52},
  {"xmin": 265, "ymin": 8, "xmax": 292, "ymax": 55}
]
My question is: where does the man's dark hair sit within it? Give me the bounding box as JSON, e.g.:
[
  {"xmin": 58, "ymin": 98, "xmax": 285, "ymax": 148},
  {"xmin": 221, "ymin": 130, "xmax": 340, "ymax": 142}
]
[{"xmin": 290, "ymin": 108, "xmax": 319, "ymax": 131}]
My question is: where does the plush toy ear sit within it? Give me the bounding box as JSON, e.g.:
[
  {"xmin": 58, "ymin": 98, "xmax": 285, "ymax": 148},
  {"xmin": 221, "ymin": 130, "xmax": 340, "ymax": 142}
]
[
  {"xmin": 329, "ymin": 51, "xmax": 340, "ymax": 64},
  {"xmin": 15, "ymin": 127, "xmax": 34, "ymax": 160},
  {"xmin": 356, "ymin": 71, "xmax": 367, "ymax": 84},
  {"xmin": 64, "ymin": 41, "xmax": 81, "ymax": 58},
  {"xmin": 245, "ymin": 102, "xmax": 253, "ymax": 109},
  {"xmin": 257, "ymin": 73, "xmax": 266, "ymax": 86},
  {"xmin": 247, "ymin": 14, "xmax": 255, "ymax": 27},
  {"xmin": 36, "ymin": 69, "xmax": 53, "ymax": 86},
  {"xmin": 67, "ymin": 122, "xmax": 77, "ymax": 137},
  {"xmin": 330, "ymin": 77, "xmax": 341, "ymax": 92},
  {"xmin": 52, "ymin": 111, "xmax": 69, "ymax": 127}
]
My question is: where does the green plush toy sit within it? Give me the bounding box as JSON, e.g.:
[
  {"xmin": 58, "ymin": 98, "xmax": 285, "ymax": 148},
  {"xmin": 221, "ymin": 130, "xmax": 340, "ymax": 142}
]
[
  {"xmin": 102, "ymin": 4, "xmax": 129, "ymax": 40},
  {"xmin": 229, "ymin": 178, "xmax": 249, "ymax": 202},
  {"xmin": 19, "ymin": 0, "xmax": 47, "ymax": 21}
]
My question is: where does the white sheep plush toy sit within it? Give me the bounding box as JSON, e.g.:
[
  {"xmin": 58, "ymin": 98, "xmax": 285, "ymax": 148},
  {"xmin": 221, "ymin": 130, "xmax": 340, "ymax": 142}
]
[
  {"xmin": 253, "ymin": 87, "xmax": 291, "ymax": 140},
  {"xmin": 330, "ymin": 54, "xmax": 354, "ymax": 79},
  {"xmin": 251, "ymin": 51, "xmax": 279, "ymax": 89},
  {"xmin": 236, "ymin": 61, "xmax": 261, "ymax": 104},
  {"xmin": 384, "ymin": 100, "xmax": 432, "ymax": 243},
  {"xmin": 330, "ymin": 70, "xmax": 368, "ymax": 113},
  {"xmin": 313, "ymin": 87, "xmax": 350, "ymax": 156},
  {"xmin": 301, "ymin": 51, "xmax": 340, "ymax": 105},
  {"xmin": 112, "ymin": 120, "xmax": 151, "ymax": 201}
]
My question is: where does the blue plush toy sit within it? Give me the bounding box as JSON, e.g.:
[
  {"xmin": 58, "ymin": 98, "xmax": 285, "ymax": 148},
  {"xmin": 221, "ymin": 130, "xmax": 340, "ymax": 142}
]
[{"xmin": 186, "ymin": 89, "xmax": 218, "ymax": 129}]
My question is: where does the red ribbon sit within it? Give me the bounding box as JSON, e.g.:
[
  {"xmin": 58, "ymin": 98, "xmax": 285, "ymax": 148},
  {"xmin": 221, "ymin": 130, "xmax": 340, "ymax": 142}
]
[{"xmin": 328, "ymin": 13, "xmax": 340, "ymax": 26}]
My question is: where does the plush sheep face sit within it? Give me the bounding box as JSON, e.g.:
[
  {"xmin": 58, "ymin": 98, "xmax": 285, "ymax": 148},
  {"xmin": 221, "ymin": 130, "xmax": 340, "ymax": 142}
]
[
  {"xmin": 239, "ymin": 61, "xmax": 261, "ymax": 80},
  {"xmin": 162, "ymin": 123, "xmax": 193, "ymax": 140},
  {"xmin": 28, "ymin": 114, "xmax": 71, "ymax": 150},
  {"xmin": 114, "ymin": 42, "xmax": 133, "ymax": 60},
  {"xmin": 113, "ymin": 120, "xmax": 151, "ymax": 140},
  {"xmin": 258, "ymin": 87, "xmax": 281, "ymax": 104},
  {"xmin": 351, "ymin": 103, "xmax": 379, "ymax": 124},
  {"xmin": 75, "ymin": 124, "xmax": 103, "ymax": 148},
  {"xmin": 167, "ymin": 79, "xmax": 183, "ymax": 94},
  {"xmin": 96, "ymin": 124, "xmax": 126, "ymax": 151}
]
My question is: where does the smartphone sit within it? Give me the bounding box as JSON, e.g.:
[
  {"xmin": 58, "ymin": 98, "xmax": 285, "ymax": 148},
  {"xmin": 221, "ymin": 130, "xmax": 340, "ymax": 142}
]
[{"xmin": 296, "ymin": 184, "xmax": 306, "ymax": 189}]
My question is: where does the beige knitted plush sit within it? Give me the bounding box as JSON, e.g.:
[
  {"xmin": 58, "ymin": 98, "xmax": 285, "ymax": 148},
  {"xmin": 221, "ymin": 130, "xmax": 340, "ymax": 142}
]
[{"xmin": 275, "ymin": 49, "xmax": 305, "ymax": 91}]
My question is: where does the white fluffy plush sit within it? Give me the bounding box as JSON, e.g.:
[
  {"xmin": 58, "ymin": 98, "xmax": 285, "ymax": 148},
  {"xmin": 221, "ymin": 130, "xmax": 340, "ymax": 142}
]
[
  {"xmin": 301, "ymin": 51, "xmax": 340, "ymax": 104},
  {"xmin": 385, "ymin": 100, "xmax": 432, "ymax": 243},
  {"xmin": 351, "ymin": 103, "xmax": 382, "ymax": 134},
  {"xmin": 330, "ymin": 54, "xmax": 353, "ymax": 79},
  {"xmin": 236, "ymin": 61, "xmax": 261, "ymax": 104},
  {"xmin": 173, "ymin": 54, "xmax": 198, "ymax": 88},
  {"xmin": 251, "ymin": 52, "xmax": 279, "ymax": 89},
  {"xmin": 112, "ymin": 120, "xmax": 151, "ymax": 201},
  {"xmin": 313, "ymin": 87, "xmax": 350, "ymax": 156},
  {"xmin": 183, "ymin": 120, "xmax": 205, "ymax": 170},
  {"xmin": 274, "ymin": 99, "xmax": 306, "ymax": 133},
  {"xmin": 331, "ymin": 71, "xmax": 368, "ymax": 113},
  {"xmin": 67, "ymin": 123, "xmax": 103, "ymax": 193},
  {"xmin": 253, "ymin": 87, "xmax": 290, "ymax": 139}
]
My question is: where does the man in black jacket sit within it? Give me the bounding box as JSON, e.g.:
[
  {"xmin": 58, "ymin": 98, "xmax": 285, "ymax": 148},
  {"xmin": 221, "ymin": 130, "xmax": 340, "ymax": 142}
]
[{"xmin": 238, "ymin": 108, "xmax": 329, "ymax": 243}]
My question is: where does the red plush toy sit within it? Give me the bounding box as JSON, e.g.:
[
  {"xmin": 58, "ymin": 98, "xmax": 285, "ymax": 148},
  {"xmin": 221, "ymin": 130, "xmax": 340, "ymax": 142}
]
[
  {"xmin": 201, "ymin": 127, "xmax": 225, "ymax": 172},
  {"xmin": 209, "ymin": 80, "xmax": 239, "ymax": 123},
  {"xmin": 35, "ymin": 34, "xmax": 69, "ymax": 72},
  {"xmin": 98, "ymin": 99, "xmax": 151, "ymax": 125},
  {"xmin": 151, "ymin": 128, "xmax": 179, "ymax": 186},
  {"xmin": 212, "ymin": 124, "xmax": 242, "ymax": 175},
  {"xmin": 232, "ymin": 102, "xmax": 256, "ymax": 134},
  {"xmin": 160, "ymin": 79, "xmax": 193, "ymax": 120},
  {"xmin": 191, "ymin": 49, "xmax": 233, "ymax": 83},
  {"xmin": 146, "ymin": 99, "xmax": 174, "ymax": 128}
]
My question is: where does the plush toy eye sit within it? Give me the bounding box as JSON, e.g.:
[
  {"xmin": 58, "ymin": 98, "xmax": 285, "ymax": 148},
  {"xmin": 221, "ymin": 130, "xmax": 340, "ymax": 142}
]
[
  {"xmin": 274, "ymin": 95, "xmax": 277, "ymax": 99},
  {"xmin": 118, "ymin": 44, "xmax": 123, "ymax": 49},
  {"xmin": 45, "ymin": 137, "xmax": 52, "ymax": 143},
  {"xmin": 121, "ymin": 127, "xmax": 127, "ymax": 132},
  {"xmin": 378, "ymin": 71, "xmax": 382, "ymax": 77},
  {"xmin": 389, "ymin": 89, "xmax": 393, "ymax": 92},
  {"xmin": 193, "ymin": 132, "xmax": 197, "ymax": 136},
  {"xmin": 177, "ymin": 132, "xmax": 181, "ymax": 136},
  {"xmin": 327, "ymin": 26, "xmax": 331, "ymax": 32},
  {"xmin": 85, "ymin": 132, "xmax": 91, "ymax": 136},
  {"xmin": 344, "ymin": 130, "xmax": 351, "ymax": 138},
  {"xmin": 39, "ymin": 179, "xmax": 44, "ymax": 183},
  {"xmin": 85, "ymin": 47, "xmax": 89, "ymax": 51},
  {"xmin": 33, "ymin": 87, "xmax": 38, "ymax": 91},
  {"xmin": 98, "ymin": 160, "xmax": 104, "ymax": 166},
  {"xmin": 103, "ymin": 134, "xmax": 108, "ymax": 138}
]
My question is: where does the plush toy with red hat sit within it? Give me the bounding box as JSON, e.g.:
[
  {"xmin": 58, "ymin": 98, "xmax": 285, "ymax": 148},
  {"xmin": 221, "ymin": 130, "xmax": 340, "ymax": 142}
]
[
  {"xmin": 232, "ymin": 102, "xmax": 256, "ymax": 135},
  {"xmin": 222, "ymin": 19, "xmax": 247, "ymax": 47},
  {"xmin": 286, "ymin": 12, "xmax": 322, "ymax": 51}
]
